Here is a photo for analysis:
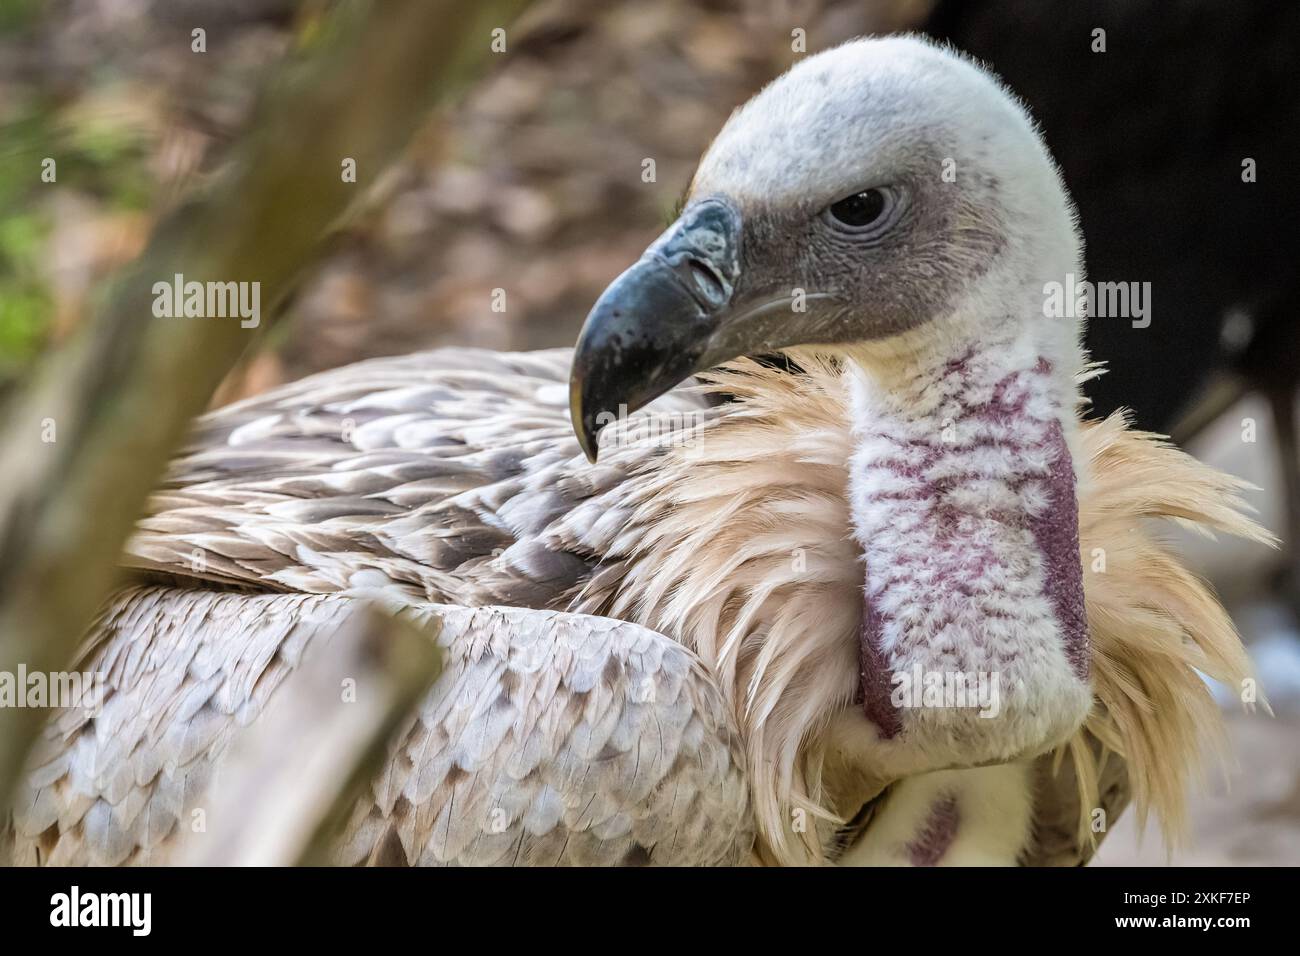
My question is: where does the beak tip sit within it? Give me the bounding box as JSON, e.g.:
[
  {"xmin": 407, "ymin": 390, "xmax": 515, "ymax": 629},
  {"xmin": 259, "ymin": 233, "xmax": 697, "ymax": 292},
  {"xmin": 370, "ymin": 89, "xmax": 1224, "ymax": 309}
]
[
  {"xmin": 577, "ymin": 425, "xmax": 600, "ymax": 464},
  {"xmin": 569, "ymin": 378, "xmax": 601, "ymax": 464}
]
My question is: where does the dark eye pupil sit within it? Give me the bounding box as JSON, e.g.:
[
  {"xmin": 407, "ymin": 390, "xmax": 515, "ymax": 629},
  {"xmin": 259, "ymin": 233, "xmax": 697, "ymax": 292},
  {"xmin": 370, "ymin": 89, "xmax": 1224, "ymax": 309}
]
[{"xmin": 830, "ymin": 189, "xmax": 886, "ymax": 227}]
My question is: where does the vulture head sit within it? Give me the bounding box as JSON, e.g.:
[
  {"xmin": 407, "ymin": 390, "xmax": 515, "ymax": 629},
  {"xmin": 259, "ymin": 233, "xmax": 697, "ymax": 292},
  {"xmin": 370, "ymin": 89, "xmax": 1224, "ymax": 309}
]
[{"xmin": 571, "ymin": 34, "xmax": 1081, "ymax": 460}]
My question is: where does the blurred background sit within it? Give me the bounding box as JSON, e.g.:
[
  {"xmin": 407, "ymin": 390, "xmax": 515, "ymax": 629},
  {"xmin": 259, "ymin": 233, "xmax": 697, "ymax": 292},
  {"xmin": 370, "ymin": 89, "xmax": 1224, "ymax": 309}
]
[{"xmin": 1, "ymin": 0, "xmax": 1297, "ymax": 864}]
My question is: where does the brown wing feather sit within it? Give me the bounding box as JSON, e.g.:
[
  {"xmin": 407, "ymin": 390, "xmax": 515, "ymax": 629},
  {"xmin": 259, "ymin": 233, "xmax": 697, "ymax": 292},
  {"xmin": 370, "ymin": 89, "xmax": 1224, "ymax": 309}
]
[{"xmin": 127, "ymin": 347, "xmax": 712, "ymax": 607}]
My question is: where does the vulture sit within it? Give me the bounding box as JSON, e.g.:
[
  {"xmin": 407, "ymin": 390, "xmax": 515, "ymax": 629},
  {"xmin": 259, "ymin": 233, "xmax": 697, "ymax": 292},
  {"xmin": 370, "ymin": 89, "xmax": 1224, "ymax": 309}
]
[{"xmin": 5, "ymin": 36, "xmax": 1272, "ymax": 867}]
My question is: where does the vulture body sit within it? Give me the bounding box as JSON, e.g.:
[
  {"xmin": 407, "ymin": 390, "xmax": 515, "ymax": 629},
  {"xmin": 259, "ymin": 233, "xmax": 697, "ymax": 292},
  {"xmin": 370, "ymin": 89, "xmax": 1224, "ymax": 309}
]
[{"xmin": 5, "ymin": 37, "xmax": 1271, "ymax": 866}]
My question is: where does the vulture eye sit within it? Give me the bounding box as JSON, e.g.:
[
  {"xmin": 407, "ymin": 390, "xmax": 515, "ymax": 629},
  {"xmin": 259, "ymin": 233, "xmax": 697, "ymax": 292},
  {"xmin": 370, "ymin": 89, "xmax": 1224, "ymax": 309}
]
[{"xmin": 822, "ymin": 187, "xmax": 902, "ymax": 237}]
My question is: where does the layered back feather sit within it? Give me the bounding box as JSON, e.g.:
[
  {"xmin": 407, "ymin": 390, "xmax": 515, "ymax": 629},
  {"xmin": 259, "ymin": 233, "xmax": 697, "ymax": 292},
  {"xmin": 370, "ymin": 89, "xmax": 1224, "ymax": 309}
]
[{"xmin": 572, "ymin": 356, "xmax": 1271, "ymax": 865}]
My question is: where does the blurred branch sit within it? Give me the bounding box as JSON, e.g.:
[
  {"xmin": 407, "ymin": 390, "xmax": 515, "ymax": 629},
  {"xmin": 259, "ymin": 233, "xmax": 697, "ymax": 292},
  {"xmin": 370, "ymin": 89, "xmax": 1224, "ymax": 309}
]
[
  {"xmin": 181, "ymin": 603, "xmax": 444, "ymax": 866},
  {"xmin": 0, "ymin": 0, "xmax": 529, "ymax": 811}
]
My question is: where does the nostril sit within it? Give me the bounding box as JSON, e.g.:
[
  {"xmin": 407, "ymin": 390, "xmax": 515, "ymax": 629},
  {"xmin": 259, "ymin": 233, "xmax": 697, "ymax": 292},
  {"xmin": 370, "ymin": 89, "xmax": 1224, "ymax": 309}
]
[{"xmin": 687, "ymin": 259, "xmax": 727, "ymax": 308}]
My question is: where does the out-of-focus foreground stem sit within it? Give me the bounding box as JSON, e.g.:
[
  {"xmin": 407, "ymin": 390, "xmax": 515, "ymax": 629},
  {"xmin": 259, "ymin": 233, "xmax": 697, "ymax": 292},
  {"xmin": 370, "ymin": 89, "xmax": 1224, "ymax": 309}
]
[{"xmin": 0, "ymin": 0, "xmax": 530, "ymax": 813}]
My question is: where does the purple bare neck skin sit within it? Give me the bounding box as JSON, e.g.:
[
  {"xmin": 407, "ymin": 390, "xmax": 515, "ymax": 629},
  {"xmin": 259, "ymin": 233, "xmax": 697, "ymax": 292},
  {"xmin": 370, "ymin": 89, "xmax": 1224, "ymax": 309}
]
[
  {"xmin": 856, "ymin": 353, "xmax": 1088, "ymax": 734},
  {"xmin": 860, "ymin": 594, "xmax": 904, "ymax": 737},
  {"xmin": 906, "ymin": 792, "xmax": 960, "ymax": 866},
  {"xmin": 1031, "ymin": 418, "xmax": 1089, "ymax": 679}
]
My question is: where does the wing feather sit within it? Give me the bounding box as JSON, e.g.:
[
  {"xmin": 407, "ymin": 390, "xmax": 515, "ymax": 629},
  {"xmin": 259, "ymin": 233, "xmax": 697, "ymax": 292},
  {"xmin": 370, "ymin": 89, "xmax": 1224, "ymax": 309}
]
[
  {"xmin": 6, "ymin": 585, "xmax": 751, "ymax": 867},
  {"xmin": 123, "ymin": 347, "xmax": 714, "ymax": 610}
]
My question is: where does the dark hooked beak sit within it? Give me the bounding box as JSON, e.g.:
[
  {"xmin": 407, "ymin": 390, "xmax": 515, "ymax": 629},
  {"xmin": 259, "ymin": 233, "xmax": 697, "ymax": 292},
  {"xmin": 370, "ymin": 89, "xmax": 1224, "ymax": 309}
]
[{"xmin": 569, "ymin": 198, "xmax": 742, "ymax": 462}]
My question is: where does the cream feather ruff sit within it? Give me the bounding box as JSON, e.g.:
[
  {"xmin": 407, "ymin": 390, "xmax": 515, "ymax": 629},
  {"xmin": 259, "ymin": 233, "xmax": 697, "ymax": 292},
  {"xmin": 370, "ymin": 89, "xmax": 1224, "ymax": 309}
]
[{"xmin": 578, "ymin": 357, "xmax": 1272, "ymax": 864}]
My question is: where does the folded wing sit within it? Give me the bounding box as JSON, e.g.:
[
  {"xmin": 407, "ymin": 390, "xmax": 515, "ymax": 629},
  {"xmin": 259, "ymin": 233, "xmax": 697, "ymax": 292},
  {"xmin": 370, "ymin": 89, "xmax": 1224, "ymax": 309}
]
[{"xmin": 7, "ymin": 586, "xmax": 751, "ymax": 866}]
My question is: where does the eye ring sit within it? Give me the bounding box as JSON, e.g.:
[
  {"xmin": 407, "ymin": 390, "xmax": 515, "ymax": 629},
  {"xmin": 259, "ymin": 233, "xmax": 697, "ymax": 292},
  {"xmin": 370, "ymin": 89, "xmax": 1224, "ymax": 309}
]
[{"xmin": 821, "ymin": 186, "xmax": 905, "ymax": 238}]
